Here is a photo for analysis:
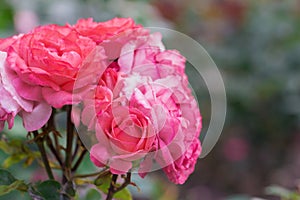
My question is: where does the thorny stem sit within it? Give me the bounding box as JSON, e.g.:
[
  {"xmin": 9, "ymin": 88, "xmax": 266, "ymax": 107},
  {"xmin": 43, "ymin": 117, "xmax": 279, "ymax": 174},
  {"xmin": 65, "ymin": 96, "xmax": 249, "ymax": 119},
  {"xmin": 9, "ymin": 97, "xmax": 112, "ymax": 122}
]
[
  {"xmin": 33, "ymin": 131, "xmax": 55, "ymax": 180},
  {"xmin": 115, "ymin": 173, "xmax": 131, "ymax": 193},
  {"xmin": 106, "ymin": 174, "xmax": 118, "ymax": 200},
  {"xmin": 72, "ymin": 169, "xmax": 109, "ymax": 179},
  {"xmin": 72, "ymin": 133, "xmax": 85, "ymax": 162},
  {"xmin": 31, "ymin": 107, "xmax": 133, "ymax": 198},
  {"xmin": 72, "ymin": 135, "xmax": 80, "ymax": 161},
  {"xmin": 106, "ymin": 173, "xmax": 132, "ymax": 200},
  {"xmin": 64, "ymin": 106, "xmax": 75, "ymax": 183},
  {"xmin": 46, "ymin": 136, "xmax": 63, "ymax": 167},
  {"xmin": 44, "ymin": 108, "xmax": 63, "ymax": 167},
  {"xmin": 53, "ymin": 130, "xmax": 62, "ymax": 158}
]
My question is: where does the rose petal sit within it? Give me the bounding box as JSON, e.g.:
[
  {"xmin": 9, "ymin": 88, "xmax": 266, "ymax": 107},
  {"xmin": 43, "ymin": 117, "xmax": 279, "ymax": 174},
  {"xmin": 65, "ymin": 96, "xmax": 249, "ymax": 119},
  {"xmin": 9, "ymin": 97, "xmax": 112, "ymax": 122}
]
[{"xmin": 20, "ymin": 102, "xmax": 52, "ymax": 131}]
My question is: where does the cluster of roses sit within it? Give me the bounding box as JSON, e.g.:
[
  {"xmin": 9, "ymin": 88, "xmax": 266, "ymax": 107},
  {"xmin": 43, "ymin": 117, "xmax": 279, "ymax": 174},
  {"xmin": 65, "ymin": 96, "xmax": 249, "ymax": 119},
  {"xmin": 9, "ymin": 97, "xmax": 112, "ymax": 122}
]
[{"xmin": 0, "ymin": 18, "xmax": 201, "ymax": 184}]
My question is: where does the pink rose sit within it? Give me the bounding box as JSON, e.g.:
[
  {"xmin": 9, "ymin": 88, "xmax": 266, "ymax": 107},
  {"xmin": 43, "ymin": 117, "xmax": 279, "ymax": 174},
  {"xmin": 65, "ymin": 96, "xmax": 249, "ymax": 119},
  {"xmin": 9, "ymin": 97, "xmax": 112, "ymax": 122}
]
[
  {"xmin": 90, "ymin": 104, "xmax": 156, "ymax": 174},
  {"xmin": 80, "ymin": 61, "xmax": 119, "ymax": 130},
  {"xmin": 152, "ymin": 76, "xmax": 202, "ymax": 185},
  {"xmin": 71, "ymin": 18, "xmax": 141, "ymax": 44},
  {"xmin": 0, "ymin": 51, "xmax": 51, "ymax": 131},
  {"xmin": 122, "ymin": 75, "xmax": 201, "ymax": 178},
  {"xmin": 6, "ymin": 24, "xmax": 97, "ymax": 108},
  {"xmin": 81, "ymin": 86, "xmax": 113, "ymax": 131},
  {"xmin": 70, "ymin": 19, "xmax": 202, "ymax": 184},
  {"xmin": 0, "ymin": 34, "xmax": 23, "ymax": 52},
  {"xmin": 163, "ymin": 138, "xmax": 201, "ymax": 184},
  {"xmin": 88, "ymin": 73, "xmax": 201, "ymax": 183},
  {"xmin": 118, "ymin": 42, "xmax": 187, "ymax": 79}
]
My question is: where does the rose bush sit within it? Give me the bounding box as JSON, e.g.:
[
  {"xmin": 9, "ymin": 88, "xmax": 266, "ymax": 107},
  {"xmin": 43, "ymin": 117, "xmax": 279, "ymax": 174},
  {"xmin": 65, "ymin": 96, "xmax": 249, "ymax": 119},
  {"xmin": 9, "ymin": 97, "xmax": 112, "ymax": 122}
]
[{"xmin": 0, "ymin": 17, "xmax": 202, "ymax": 200}]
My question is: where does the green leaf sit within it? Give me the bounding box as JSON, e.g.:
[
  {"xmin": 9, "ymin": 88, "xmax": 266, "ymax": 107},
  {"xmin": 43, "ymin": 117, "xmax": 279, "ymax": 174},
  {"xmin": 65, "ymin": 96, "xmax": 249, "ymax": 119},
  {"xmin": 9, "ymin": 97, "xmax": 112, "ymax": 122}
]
[
  {"xmin": 0, "ymin": 169, "xmax": 16, "ymax": 185},
  {"xmin": 35, "ymin": 180, "xmax": 62, "ymax": 200},
  {"xmin": 28, "ymin": 187, "xmax": 44, "ymax": 200},
  {"xmin": 62, "ymin": 181, "xmax": 76, "ymax": 197},
  {"xmin": 0, "ymin": 169, "xmax": 28, "ymax": 196},
  {"xmin": 3, "ymin": 154, "xmax": 28, "ymax": 168},
  {"xmin": 0, "ymin": 180, "xmax": 26, "ymax": 196},
  {"xmin": 95, "ymin": 174, "xmax": 111, "ymax": 193},
  {"xmin": 85, "ymin": 188, "xmax": 102, "ymax": 200},
  {"xmin": 0, "ymin": 139, "xmax": 41, "ymax": 168},
  {"xmin": 114, "ymin": 188, "xmax": 132, "ymax": 200}
]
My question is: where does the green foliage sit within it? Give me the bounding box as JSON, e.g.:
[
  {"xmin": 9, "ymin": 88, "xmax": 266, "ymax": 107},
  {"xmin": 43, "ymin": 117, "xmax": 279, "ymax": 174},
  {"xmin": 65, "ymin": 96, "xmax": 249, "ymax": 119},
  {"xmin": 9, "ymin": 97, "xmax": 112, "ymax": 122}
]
[
  {"xmin": 0, "ymin": 169, "xmax": 27, "ymax": 196},
  {"xmin": 0, "ymin": 139, "xmax": 40, "ymax": 168},
  {"xmin": 0, "ymin": 169, "xmax": 75, "ymax": 200},
  {"xmin": 94, "ymin": 173, "xmax": 111, "ymax": 192},
  {"xmin": 265, "ymin": 185, "xmax": 300, "ymax": 200},
  {"xmin": 29, "ymin": 180, "xmax": 64, "ymax": 200},
  {"xmin": 85, "ymin": 188, "xmax": 102, "ymax": 200},
  {"xmin": 0, "ymin": 180, "xmax": 26, "ymax": 196},
  {"xmin": 0, "ymin": 0, "xmax": 14, "ymax": 30},
  {"xmin": 113, "ymin": 188, "xmax": 132, "ymax": 200},
  {"xmin": 62, "ymin": 181, "xmax": 76, "ymax": 198},
  {"xmin": 0, "ymin": 169, "xmax": 16, "ymax": 185}
]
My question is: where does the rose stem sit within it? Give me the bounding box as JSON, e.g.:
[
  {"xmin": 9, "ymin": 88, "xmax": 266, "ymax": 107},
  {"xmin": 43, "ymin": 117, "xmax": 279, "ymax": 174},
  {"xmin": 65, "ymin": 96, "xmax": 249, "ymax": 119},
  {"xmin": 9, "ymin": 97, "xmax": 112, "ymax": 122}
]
[
  {"xmin": 64, "ymin": 105, "xmax": 75, "ymax": 183},
  {"xmin": 33, "ymin": 130, "xmax": 55, "ymax": 180},
  {"xmin": 48, "ymin": 108, "xmax": 63, "ymax": 161},
  {"xmin": 106, "ymin": 173, "xmax": 132, "ymax": 200},
  {"xmin": 115, "ymin": 173, "xmax": 131, "ymax": 193},
  {"xmin": 46, "ymin": 136, "xmax": 63, "ymax": 167},
  {"xmin": 72, "ymin": 169, "xmax": 110, "ymax": 179},
  {"xmin": 106, "ymin": 174, "xmax": 118, "ymax": 200}
]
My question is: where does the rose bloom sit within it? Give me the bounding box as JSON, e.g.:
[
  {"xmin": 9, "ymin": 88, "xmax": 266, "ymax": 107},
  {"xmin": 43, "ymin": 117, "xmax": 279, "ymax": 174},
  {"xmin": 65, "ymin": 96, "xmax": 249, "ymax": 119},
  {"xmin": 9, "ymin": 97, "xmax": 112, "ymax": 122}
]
[
  {"xmin": 89, "ymin": 73, "xmax": 201, "ymax": 184},
  {"xmin": 70, "ymin": 18, "xmax": 142, "ymax": 44},
  {"xmin": 163, "ymin": 138, "xmax": 201, "ymax": 184},
  {"xmin": 6, "ymin": 24, "xmax": 97, "ymax": 108},
  {"xmin": 90, "ymin": 103, "xmax": 156, "ymax": 174},
  {"xmin": 0, "ymin": 51, "xmax": 51, "ymax": 131},
  {"xmin": 71, "ymin": 19, "xmax": 202, "ymax": 184},
  {"xmin": 0, "ymin": 34, "xmax": 23, "ymax": 52},
  {"xmin": 123, "ymin": 75, "xmax": 202, "ymax": 184},
  {"xmin": 72, "ymin": 17, "xmax": 163, "ymax": 63}
]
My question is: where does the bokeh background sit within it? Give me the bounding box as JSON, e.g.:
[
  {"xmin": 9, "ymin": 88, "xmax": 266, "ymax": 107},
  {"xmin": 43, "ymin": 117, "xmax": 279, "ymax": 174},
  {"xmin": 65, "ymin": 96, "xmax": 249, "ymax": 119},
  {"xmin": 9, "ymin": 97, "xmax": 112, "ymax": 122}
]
[{"xmin": 1, "ymin": 0, "xmax": 300, "ymax": 199}]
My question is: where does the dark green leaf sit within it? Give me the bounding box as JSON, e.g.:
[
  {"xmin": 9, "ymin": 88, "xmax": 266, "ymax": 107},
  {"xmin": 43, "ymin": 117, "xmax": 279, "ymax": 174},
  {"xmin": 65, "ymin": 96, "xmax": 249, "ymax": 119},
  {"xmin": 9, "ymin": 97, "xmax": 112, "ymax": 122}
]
[
  {"xmin": 0, "ymin": 169, "xmax": 16, "ymax": 185},
  {"xmin": 62, "ymin": 181, "xmax": 76, "ymax": 197},
  {"xmin": 0, "ymin": 169, "xmax": 28, "ymax": 196},
  {"xmin": 60, "ymin": 193, "xmax": 71, "ymax": 200},
  {"xmin": 35, "ymin": 180, "xmax": 62, "ymax": 200},
  {"xmin": 28, "ymin": 186, "xmax": 44, "ymax": 200}
]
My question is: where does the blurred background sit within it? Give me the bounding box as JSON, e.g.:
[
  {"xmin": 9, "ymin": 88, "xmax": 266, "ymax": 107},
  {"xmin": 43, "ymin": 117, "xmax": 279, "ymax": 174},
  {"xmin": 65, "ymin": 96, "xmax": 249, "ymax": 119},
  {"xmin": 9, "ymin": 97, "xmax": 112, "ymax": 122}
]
[{"xmin": 1, "ymin": 0, "xmax": 300, "ymax": 199}]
